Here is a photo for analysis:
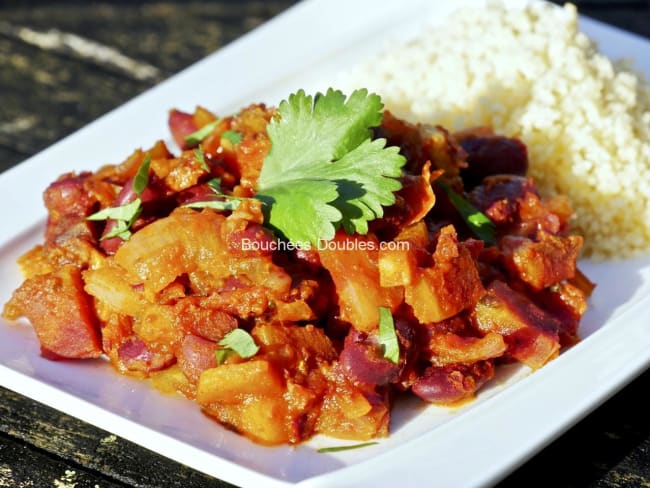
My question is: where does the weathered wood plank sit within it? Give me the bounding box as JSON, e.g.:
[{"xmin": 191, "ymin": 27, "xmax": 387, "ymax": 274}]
[
  {"xmin": 0, "ymin": 1, "xmax": 297, "ymax": 168},
  {"xmin": 0, "ymin": 386, "xmax": 234, "ymax": 487},
  {"xmin": 0, "ymin": 431, "xmax": 127, "ymax": 488},
  {"xmin": 0, "ymin": 36, "xmax": 148, "ymax": 160}
]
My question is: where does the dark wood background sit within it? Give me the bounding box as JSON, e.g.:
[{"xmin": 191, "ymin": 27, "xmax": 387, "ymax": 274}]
[{"xmin": 1, "ymin": 1, "xmax": 650, "ymax": 486}]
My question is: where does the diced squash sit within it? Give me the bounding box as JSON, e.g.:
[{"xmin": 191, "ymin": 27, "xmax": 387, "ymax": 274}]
[
  {"xmin": 150, "ymin": 364, "xmax": 196, "ymax": 399},
  {"xmin": 134, "ymin": 305, "xmax": 183, "ymax": 347},
  {"xmin": 83, "ymin": 263, "xmax": 144, "ymax": 317},
  {"xmin": 197, "ymin": 360, "xmax": 285, "ymax": 405},
  {"xmin": 405, "ymin": 226, "xmax": 484, "ymax": 323},
  {"xmin": 316, "ymin": 369, "xmax": 389, "ymax": 440},
  {"xmin": 192, "ymin": 105, "xmax": 218, "ymax": 128},
  {"xmin": 378, "ymin": 247, "xmax": 417, "ymax": 287},
  {"xmin": 203, "ymin": 396, "xmax": 290, "ymax": 445},
  {"xmin": 318, "ymin": 232, "xmax": 402, "ymax": 331},
  {"xmin": 394, "ymin": 220, "xmax": 430, "ymax": 248},
  {"xmin": 197, "ymin": 359, "xmax": 306, "ymax": 445}
]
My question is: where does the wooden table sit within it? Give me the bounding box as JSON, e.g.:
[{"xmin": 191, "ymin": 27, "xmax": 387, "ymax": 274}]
[{"xmin": 1, "ymin": 1, "xmax": 649, "ymax": 486}]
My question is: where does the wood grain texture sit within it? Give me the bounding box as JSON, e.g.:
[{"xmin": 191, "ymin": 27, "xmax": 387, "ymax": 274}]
[
  {"xmin": 0, "ymin": 387, "xmax": 232, "ymax": 487},
  {"xmin": 1, "ymin": 1, "xmax": 649, "ymax": 487}
]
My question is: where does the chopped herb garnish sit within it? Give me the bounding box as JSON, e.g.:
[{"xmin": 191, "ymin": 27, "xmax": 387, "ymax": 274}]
[
  {"xmin": 194, "ymin": 148, "xmax": 210, "ymax": 172},
  {"xmin": 184, "ymin": 199, "xmax": 241, "ymax": 211},
  {"xmin": 132, "ymin": 154, "xmax": 151, "ymax": 196},
  {"xmin": 221, "ymin": 130, "xmax": 242, "ymax": 145},
  {"xmin": 378, "ymin": 307, "xmax": 399, "ymax": 364},
  {"xmin": 438, "ymin": 182, "xmax": 496, "ymax": 244},
  {"xmin": 254, "ymin": 88, "xmax": 405, "ymax": 246},
  {"xmin": 87, "ymin": 197, "xmax": 142, "ymax": 222},
  {"xmin": 182, "ymin": 177, "xmax": 246, "ymax": 212},
  {"xmin": 215, "ymin": 329, "xmax": 260, "ymax": 365},
  {"xmin": 317, "ymin": 442, "xmax": 378, "ymax": 453},
  {"xmin": 184, "ymin": 118, "xmax": 222, "ymax": 147},
  {"xmin": 87, "ymin": 155, "xmax": 151, "ymax": 241},
  {"xmin": 207, "ymin": 177, "xmax": 222, "ymax": 193},
  {"xmin": 102, "ymin": 218, "xmax": 134, "ymax": 241}
]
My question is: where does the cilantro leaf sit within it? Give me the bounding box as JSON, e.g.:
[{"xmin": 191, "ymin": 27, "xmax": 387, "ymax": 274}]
[
  {"xmin": 378, "ymin": 307, "xmax": 399, "ymax": 364},
  {"xmin": 90, "ymin": 198, "xmax": 142, "ymax": 241},
  {"xmin": 206, "ymin": 177, "xmax": 222, "ymax": 193},
  {"xmin": 182, "ymin": 177, "xmax": 251, "ymax": 212},
  {"xmin": 102, "ymin": 219, "xmax": 133, "ymax": 241},
  {"xmin": 184, "ymin": 118, "xmax": 222, "ymax": 147},
  {"xmin": 256, "ymin": 180, "xmax": 341, "ymax": 244},
  {"xmin": 194, "ymin": 148, "xmax": 210, "ymax": 172},
  {"xmin": 317, "ymin": 442, "xmax": 378, "ymax": 453},
  {"xmin": 184, "ymin": 199, "xmax": 241, "ymax": 211},
  {"xmin": 255, "ymin": 89, "xmax": 405, "ymax": 245},
  {"xmin": 221, "ymin": 130, "xmax": 242, "ymax": 145},
  {"xmin": 215, "ymin": 329, "xmax": 259, "ymax": 365},
  {"xmin": 132, "ymin": 154, "xmax": 151, "ymax": 196},
  {"xmin": 87, "ymin": 155, "xmax": 150, "ymax": 242},
  {"xmin": 321, "ymin": 139, "xmax": 403, "ymax": 235},
  {"xmin": 87, "ymin": 197, "xmax": 142, "ymax": 222},
  {"xmin": 438, "ymin": 182, "xmax": 496, "ymax": 244}
]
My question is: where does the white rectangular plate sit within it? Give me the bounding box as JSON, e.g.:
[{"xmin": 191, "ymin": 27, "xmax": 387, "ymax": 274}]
[{"xmin": 1, "ymin": 1, "xmax": 650, "ymax": 487}]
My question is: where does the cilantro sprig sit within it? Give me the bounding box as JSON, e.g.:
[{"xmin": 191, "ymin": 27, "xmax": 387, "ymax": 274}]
[
  {"xmin": 438, "ymin": 182, "xmax": 495, "ymax": 244},
  {"xmin": 221, "ymin": 130, "xmax": 242, "ymax": 145},
  {"xmin": 184, "ymin": 118, "xmax": 223, "ymax": 148},
  {"xmin": 317, "ymin": 442, "xmax": 378, "ymax": 453},
  {"xmin": 184, "ymin": 199, "xmax": 240, "ymax": 212},
  {"xmin": 378, "ymin": 307, "xmax": 399, "ymax": 364},
  {"xmin": 215, "ymin": 329, "xmax": 260, "ymax": 365},
  {"xmin": 87, "ymin": 154, "xmax": 151, "ymax": 241},
  {"xmin": 194, "ymin": 148, "xmax": 210, "ymax": 172},
  {"xmin": 182, "ymin": 177, "xmax": 246, "ymax": 212},
  {"xmin": 254, "ymin": 89, "xmax": 405, "ymax": 246}
]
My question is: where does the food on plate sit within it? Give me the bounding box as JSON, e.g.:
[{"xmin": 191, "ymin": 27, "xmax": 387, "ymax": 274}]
[
  {"xmin": 2, "ymin": 87, "xmax": 594, "ymax": 445},
  {"xmin": 341, "ymin": 2, "xmax": 650, "ymax": 259}
]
